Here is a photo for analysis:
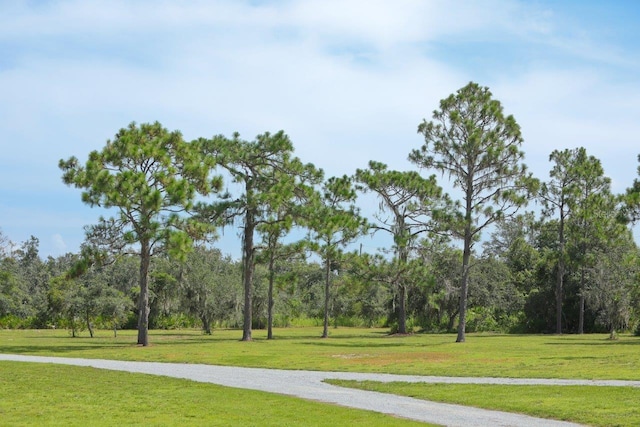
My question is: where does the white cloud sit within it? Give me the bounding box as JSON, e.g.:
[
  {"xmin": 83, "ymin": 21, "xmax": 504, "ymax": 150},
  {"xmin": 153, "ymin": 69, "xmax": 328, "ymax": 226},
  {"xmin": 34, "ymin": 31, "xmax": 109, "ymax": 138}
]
[
  {"xmin": 494, "ymin": 66, "xmax": 640, "ymax": 193},
  {"xmin": 0, "ymin": 0, "xmax": 638, "ymax": 257}
]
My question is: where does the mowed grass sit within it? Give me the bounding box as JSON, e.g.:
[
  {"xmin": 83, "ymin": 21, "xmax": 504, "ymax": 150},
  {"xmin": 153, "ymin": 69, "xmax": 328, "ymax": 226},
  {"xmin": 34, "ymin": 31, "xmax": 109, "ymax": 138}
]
[
  {"xmin": 2, "ymin": 327, "xmax": 639, "ymax": 426},
  {"xmin": 326, "ymin": 380, "xmax": 640, "ymax": 427},
  {"xmin": 1, "ymin": 327, "xmax": 639, "ymax": 379},
  {"xmin": 0, "ymin": 362, "xmax": 430, "ymax": 427}
]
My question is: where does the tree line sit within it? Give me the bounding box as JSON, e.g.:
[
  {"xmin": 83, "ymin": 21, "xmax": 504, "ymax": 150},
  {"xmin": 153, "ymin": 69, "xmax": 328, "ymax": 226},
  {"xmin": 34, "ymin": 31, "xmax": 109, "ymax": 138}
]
[{"xmin": 2, "ymin": 82, "xmax": 639, "ymax": 344}]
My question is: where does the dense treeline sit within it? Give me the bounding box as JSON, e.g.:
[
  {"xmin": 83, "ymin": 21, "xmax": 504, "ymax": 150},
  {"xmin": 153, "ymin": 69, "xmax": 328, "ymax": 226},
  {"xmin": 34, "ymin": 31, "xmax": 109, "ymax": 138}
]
[
  {"xmin": 2, "ymin": 82, "xmax": 639, "ymax": 342},
  {"xmin": 1, "ymin": 219, "xmax": 638, "ymax": 338}
]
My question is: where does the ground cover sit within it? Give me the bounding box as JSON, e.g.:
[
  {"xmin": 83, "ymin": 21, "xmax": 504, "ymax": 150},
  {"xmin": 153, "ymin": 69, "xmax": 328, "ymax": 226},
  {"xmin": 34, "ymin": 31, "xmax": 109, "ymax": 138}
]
[
  {"xmin": 0, "ymin": 362, "xmax": 430, "ymax": 427},
  {"xmin": 325, "ymin": 380, "xmax": 640, "ymax": 427},
  {"xmin": 1, "ymin": 327, "xmax": 638, "ymax": 380},
  {"xmin": 2, "ymin": 327, "xmax": 638, "ymax": 426}
]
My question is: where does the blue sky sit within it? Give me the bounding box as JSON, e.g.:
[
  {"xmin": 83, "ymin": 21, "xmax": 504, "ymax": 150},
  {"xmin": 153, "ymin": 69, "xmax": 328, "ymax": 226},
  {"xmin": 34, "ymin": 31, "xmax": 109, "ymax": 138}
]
[{"xmin": 1, "ymin": 0, "xmax": 639, "ymax": 258}]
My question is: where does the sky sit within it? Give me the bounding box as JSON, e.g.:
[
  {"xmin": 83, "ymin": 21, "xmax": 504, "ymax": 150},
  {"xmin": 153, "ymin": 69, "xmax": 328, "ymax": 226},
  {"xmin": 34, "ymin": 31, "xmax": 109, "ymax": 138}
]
[{"xmin": 1, "ymin": 0, "xmax": 639, "ymax": 259}]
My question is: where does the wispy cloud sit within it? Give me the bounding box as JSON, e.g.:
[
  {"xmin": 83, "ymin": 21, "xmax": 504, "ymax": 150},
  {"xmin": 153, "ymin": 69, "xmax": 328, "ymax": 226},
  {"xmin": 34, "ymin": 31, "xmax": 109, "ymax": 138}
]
[{"xmin": 0, "ymin": 0, "xmax": 638, "ymax": 257}]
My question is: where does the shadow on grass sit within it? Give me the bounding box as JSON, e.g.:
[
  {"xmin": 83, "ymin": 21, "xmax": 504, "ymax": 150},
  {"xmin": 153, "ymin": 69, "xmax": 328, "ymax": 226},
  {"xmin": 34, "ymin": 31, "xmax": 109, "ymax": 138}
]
[
  {"xmin": 299, "ymin": 341, "xmax": 427, "ymax": 349},
  {"xmin": 0, "ymin": 338, "xmax": 228, "ymax": 355},
  {"xmin": 463, "ymin": 334, "xmax": 640, "ymax": 346},
  {"xmin": 545, "ymin": 340, "xmax": 640, "ymax": 346},
  {"xmin": 0, "ymin": 344, "xmax": 126, "ymax": 354},
  {"xmin": 540, "ymin": 355, "xmax": 600, "ymax": 360}
]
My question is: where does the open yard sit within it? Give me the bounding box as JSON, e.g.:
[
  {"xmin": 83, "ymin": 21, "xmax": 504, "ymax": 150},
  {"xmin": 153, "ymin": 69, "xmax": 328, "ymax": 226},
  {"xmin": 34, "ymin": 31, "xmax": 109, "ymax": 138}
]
[{"xmin": 1, "ymin": 327, "xmax": 638, "ymax": 425}]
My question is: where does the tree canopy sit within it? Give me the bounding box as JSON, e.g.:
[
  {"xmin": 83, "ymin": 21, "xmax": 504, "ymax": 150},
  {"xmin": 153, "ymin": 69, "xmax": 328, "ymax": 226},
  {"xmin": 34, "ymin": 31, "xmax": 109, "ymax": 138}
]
[
  {"xmin": 410, "ymin": 82, "xmax": 538, "ymax": 342},
  {"xmin": 59, "ymin": 121, "xmax": 218, "ymax": 346},
  {"xmin": 0, "ymin": 83, "xmax": 635, "ymax": 342}
]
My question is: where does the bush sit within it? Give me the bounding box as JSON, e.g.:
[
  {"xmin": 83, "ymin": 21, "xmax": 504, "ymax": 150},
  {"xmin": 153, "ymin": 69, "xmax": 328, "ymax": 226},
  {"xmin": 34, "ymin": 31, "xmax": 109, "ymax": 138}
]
[
  {"xmin": 0, "ymin": 315, "xmax": 26, "ymax": 329},
  {"xmin": 122, "ymin": 312, "xmax": 139, "ymax": 330},
  {"xmin": 388, "ymin": 317, "xmax": 416, "ymax": 334},
  {"xmin": 288, "ymin": 316, "xmax": 323, "ymax": 327},
  {"xmin": 466, "ymin": 307, "xmax": 500, "ymax": 332},
  {"xmin": 153, "ymin": 314, "xmax": 197, "ymax": 330},
  {"xmin": 272, "ymin": 314, "xmax": 292, "ymax": 328}
]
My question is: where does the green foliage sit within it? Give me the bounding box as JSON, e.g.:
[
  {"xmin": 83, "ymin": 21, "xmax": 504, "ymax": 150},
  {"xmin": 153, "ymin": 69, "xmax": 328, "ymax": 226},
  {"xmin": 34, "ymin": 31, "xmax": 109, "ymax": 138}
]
[
  {"xmin": 410, "ymin": 82, "xmax": 537, "ymax": 342},
  {"xmin": 0, "ymin": 107, "xmax": 628, "ymax": 342},
  {"xmin": 0, "ymin": 266, "xmax": 27, "ymax": 318},
  {"xmin": 46, "ymin": 258, "xmax": 133, "ymax": 338},
  {"xmin": 414, "ymin": 238, "xmax": 461, "ymax": 332},
  {"xmin": 177, "ymin": 246, "xmax": 242, "ymax": 333},
  {"xmin": 306, "ymin": 175, "xmax": 369, "ymax": 337},
  {"xmin": 620, "ymin": 154, "xmax": 640, "ymax": 224},
  {"xmin": 59, "ymin": 122, "xmax": 216, "ymax": 246},
  {"xmin": 586, "ymin": 230, "xmax": 639, "ymax": 338},
  {"xmin": 355, "ymin": 161, "xmax": 446, "ymax": 334},
  {"xmin": 561, "ymin": 149, "xmax": 622, "ymax": 333},
  {"xmin": 465, "ymin": 307, "xmax": 501, "ymax": 332},
  {"xmin": 59, "ymin": 121, "xmax": 219, "ymax": 346},
  {"xmin": 198, "ymin": 130, "xmax": 321, "ymax": 341},
  {"xmin": 152, "ymin": 313, "xmax": 199, "ymax": 330},
  {"xmin": 0, "ymin": 315, "xmax": 33, "ymax": 329}
]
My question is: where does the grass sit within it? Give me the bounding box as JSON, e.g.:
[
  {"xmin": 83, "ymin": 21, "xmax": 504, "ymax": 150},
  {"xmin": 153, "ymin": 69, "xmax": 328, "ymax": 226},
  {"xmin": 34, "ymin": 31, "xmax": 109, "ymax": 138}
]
[
  {"xmin": 325, "ymin": 380, "xmax": 640, "ymax": 427},
  {"xmin": 1, "ymin": 327, "xmax": 639, "ymax": 379},
  {"xmin": 1, "ymin": 327, "xmax": 639, "ymax": 426},
  {"xmin": 0, "ymin": 362, "xmax": 430, "ymax": 426}
]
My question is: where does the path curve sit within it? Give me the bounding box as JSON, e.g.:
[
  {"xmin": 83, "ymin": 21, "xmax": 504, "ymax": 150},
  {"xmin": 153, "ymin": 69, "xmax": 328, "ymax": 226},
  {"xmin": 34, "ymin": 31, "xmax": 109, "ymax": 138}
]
[{"xmin": 5, "ymin": 354, "xmax": 634, "ymax": 426}]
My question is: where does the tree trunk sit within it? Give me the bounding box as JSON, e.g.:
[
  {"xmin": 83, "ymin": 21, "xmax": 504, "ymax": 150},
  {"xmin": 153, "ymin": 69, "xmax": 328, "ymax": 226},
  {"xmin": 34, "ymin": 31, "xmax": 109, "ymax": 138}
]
[
  {"xmin": 396, "ymin": 247, "xmax": 408, "ymax": 334},
  {"xmin": 555, "ymin": 263, "xmax": 564, "ymax": 334},
  {"xmin": 447, "ymin": 311, "xmax": 457, "ymax": 332},
  {"xmin": 322, "ymin": 255, "xmax": 331, "ymax": 338},
  {"xmin": 456, "ymin": 225, "xmax": 472, "ymax": 343},
  {"xmin": 202, "ymin": 315, "xmax": 212, "ymax": 335},
  {"xmin": 137, "ymin": 240, "xmax": 151, "ymax": 346},
  {"xmin": 578, "ymin": 295, "xmax": 585, "ymax": 334},
  {"xmin": 578, "ymin": 297, "xmax": 585, "ymax": 336},
  {"xmin": 556, "ymin": 208, "xmax": 565, "ymax": 334},
  {"xmin": 241, "ymin": 207, "xmax": 255, "ymax": 342},
  {"xmin": 609, "ymin": 324, "xmax": 617, "ymax": 340},
  {"xmin": 578, "ymin": 268, "xmax": 585, "ymax": 334},
  {"xmin": 86, "ymin": 311, "xmax": 94, "ymax": 338},
  {"xmin": 397, "ymin": 284, "xmax": 407, "ymax": 334},
  {"xmin": 267, "ymin": 250, "xmax": 275, "ymax": 340}
]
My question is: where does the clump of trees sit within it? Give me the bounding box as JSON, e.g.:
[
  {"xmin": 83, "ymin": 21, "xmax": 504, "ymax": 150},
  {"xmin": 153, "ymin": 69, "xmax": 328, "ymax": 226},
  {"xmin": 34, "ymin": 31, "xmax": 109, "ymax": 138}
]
[{"xmin": 1, "ymin": 82, "xmax": 638, "ymax": 343}]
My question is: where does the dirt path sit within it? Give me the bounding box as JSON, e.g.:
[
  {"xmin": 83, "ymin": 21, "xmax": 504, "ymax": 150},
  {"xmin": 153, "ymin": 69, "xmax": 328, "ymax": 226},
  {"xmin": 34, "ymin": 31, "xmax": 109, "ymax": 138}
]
[{"xmin": 2, "ymin": 354, "xmax": 623, "ymax": 426}]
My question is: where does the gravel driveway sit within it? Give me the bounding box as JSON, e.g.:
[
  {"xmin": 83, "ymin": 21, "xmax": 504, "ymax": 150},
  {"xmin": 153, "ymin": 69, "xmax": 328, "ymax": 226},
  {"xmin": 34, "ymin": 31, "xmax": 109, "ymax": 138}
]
[{"xmin": 5, "ymin": 354, "xmax": 636, "ymax": 426}]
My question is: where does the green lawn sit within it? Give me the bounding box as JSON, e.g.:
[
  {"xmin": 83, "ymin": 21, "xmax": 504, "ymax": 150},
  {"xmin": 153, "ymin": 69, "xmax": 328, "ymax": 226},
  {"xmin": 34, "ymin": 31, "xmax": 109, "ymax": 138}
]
[
  {"xmin": 326, "ymin": 380, "xmax": 640, "ymax": 427},
  {"xmin": 1, "ymin": 327, "xmax": 638, "ymax": 379},
  {"xmin": 1, "ymin": 327, "xmax": 639, "ymax": 426},
  {"xmin": 0, "ymin": 362, "xmax": 429, "ymax": 426}
]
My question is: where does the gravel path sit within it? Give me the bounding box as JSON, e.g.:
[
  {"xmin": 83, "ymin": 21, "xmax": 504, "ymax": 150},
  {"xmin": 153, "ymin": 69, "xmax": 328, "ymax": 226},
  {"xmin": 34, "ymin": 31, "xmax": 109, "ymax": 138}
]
[{"xmin": 4, "ymin": 354, "xmax": 637, "ymax": 426}]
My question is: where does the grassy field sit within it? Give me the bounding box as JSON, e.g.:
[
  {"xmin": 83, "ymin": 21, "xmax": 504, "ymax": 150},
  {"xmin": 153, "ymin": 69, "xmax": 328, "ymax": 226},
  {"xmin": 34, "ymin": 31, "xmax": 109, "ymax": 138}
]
[
  {"xmin": 1, "ymin": 327, "xmax": 639, "ymax": 426},
  {"xmin": 1, "ymin": 327, "xmax": 638, "ymax": 379},
  {"xmin": 326, "ymin": 380, "xmax": 640, "ymax": 427},
  {"xmin": 0, "ymin": 362, "xmax": 430, "ymax": 426}
]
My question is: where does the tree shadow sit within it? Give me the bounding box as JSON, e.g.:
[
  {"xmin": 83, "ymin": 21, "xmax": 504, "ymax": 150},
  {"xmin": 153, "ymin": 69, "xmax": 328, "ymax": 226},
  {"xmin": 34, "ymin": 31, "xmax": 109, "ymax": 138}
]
[
  {"xmin": 545, "ymin": 340, "xmax": 640, "ymax": 346},
  {"xmin": 299, "ymin": 341, "xmax": 425, "ymax": 349},
  {"xmin": 0, "ymin": 344, "xmax": 124, "ymax": 354}
]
